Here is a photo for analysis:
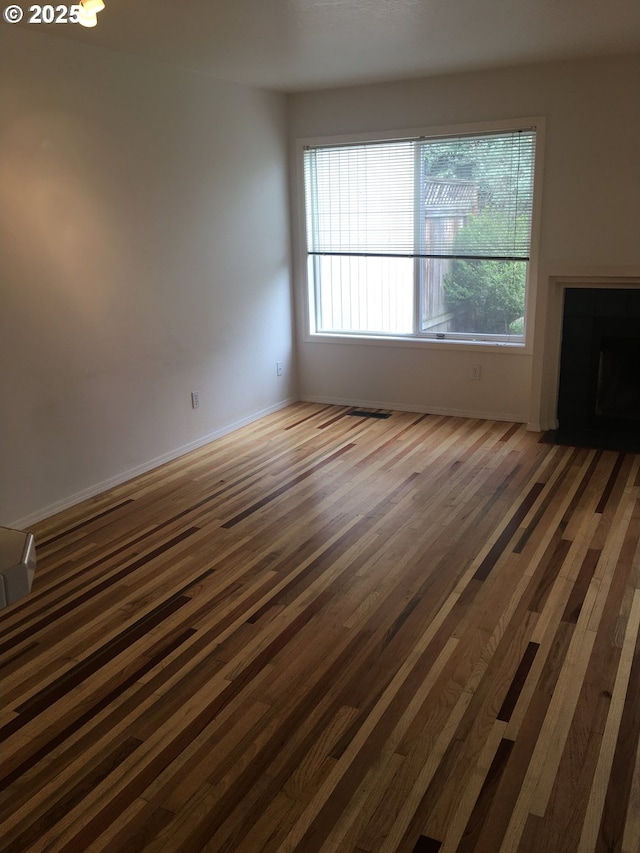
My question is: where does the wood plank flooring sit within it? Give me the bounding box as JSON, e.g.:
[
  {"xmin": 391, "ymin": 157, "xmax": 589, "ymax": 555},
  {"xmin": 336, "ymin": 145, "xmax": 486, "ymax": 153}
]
[{"xmin": 1, "ymin": 403, "xmax": 639, "ymax": 852}]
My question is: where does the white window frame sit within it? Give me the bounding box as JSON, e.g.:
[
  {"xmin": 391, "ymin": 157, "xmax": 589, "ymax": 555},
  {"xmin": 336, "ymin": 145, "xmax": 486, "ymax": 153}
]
[{"xmin": 296, "ymin": 117, "xmax": 545, "ymax": 354}]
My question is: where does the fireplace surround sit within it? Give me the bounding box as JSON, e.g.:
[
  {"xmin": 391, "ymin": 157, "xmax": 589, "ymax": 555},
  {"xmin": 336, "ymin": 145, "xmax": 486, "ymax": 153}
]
[{"xmin": 529, "ymin": 270, "xmax": 640, "ymax": 438}]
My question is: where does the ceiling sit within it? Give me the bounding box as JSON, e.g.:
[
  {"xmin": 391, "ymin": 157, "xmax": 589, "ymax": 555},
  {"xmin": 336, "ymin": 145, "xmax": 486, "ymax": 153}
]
[{"xmin": 17, "ymin": 0, "xmax": 640, "ymax": 91}]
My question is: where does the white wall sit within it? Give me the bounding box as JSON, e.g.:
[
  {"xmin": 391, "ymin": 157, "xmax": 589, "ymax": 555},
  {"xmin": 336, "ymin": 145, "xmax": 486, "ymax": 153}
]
[
  {"xmin": 289, "ymin": 54, "xmax": 640, "ymax": 423},
  {"xmin": 0, "ymin": 27, "xmax": 295, "ymax": 526}
]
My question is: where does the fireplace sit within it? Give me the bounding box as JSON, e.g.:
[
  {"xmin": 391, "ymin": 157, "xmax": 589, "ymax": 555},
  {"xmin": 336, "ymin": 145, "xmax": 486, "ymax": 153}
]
[{"xmin": 552, "ymin": 288, "xmax": 640, "ymax": 450}]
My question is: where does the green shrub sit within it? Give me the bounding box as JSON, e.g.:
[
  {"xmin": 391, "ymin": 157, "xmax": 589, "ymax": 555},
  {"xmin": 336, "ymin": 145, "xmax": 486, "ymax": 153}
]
[{"xmin": 443, "ymin": 211, "xmax": 527, "ymax": 335}]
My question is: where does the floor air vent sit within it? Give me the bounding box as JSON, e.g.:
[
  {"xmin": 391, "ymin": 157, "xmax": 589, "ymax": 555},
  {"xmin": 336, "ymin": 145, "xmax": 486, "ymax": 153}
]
[{"xmin": 347, "ymin": 410, "xmax": 392, "ymax": 419}]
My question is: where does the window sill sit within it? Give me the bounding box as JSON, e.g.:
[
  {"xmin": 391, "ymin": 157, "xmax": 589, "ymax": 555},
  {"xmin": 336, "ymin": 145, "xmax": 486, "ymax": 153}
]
[{"xmin": 304, "ymin": 332, "xmax": 531, "ymax": 355}]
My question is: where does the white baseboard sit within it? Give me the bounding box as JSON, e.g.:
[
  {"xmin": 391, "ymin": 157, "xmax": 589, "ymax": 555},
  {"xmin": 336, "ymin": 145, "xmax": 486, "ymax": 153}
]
[
  {"xmin": 300, "ymin": 395, "xmax": 527, "ymax": 424},
  {"xmin": 8, "ymin": 398, "xmax": 297, "ymax": 530}
]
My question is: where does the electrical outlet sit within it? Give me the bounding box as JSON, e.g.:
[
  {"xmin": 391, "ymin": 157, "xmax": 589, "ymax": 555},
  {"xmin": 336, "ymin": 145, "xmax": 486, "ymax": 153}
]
[
  {"xmin": 191, "ymin": 391, "xmax": 200, "ymax": 409},
  {"xmin": 276, "ymin": 361, "xmax": 283, "ymax": 377},
  {"xmin": 471, "ymin": 365, "xmax": 482, "ymax": 381}
]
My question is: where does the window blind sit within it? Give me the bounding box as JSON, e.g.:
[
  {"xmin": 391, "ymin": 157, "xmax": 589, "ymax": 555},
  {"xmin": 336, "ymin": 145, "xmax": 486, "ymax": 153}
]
[{"xmin": 304, "ymin": 129, "xmax": 536, "ymax": 261}]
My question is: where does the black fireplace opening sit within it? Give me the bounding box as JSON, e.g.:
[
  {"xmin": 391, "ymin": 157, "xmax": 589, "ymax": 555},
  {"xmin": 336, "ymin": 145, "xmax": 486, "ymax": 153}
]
[
  {"xmin": 550, "ymin": 288, "xmax": 640, "ymax": 451},
  {"xmin": 595, "ymin": 337, "xmax": 640, "ymax": 425}
]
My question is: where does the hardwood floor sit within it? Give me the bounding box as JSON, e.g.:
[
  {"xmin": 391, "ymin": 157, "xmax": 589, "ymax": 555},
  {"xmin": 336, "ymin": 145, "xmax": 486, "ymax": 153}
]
[{"xmin": 1, "ymin": 403, "xmax": 639, "ymax": 852}]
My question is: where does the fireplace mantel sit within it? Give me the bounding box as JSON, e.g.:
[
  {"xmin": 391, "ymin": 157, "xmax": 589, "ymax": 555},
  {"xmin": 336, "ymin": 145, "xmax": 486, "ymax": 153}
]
[{"xmin": 528, "ymin": 265, "xmax": 640, "ymax": 432}]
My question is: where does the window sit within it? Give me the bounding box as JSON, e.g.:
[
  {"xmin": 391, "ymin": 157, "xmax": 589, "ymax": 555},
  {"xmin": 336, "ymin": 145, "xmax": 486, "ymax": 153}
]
[{"xmin": 303, "ymin": 124, "xmax": 538, "ymax": 344}]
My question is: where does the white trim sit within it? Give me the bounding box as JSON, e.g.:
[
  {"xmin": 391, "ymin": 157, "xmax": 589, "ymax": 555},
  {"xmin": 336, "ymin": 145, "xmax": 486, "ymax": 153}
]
[
  {"xmin": 300, "ymin": 395, "xmax": 526, "ymax": 424},
  {"xmin": 523, "ymin": 117, "xmax": 546, "ymax": 353},
  {"xmin": 8, "ymin": 398, "xmax": 297, "ymax": 530},
  {"xmin": 304, "ymin": 332, "xmax": 531, "ymax": 355},
  {"xmin": 298, "ymin": 117, "xmax": 543, "ymax": 150}
]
